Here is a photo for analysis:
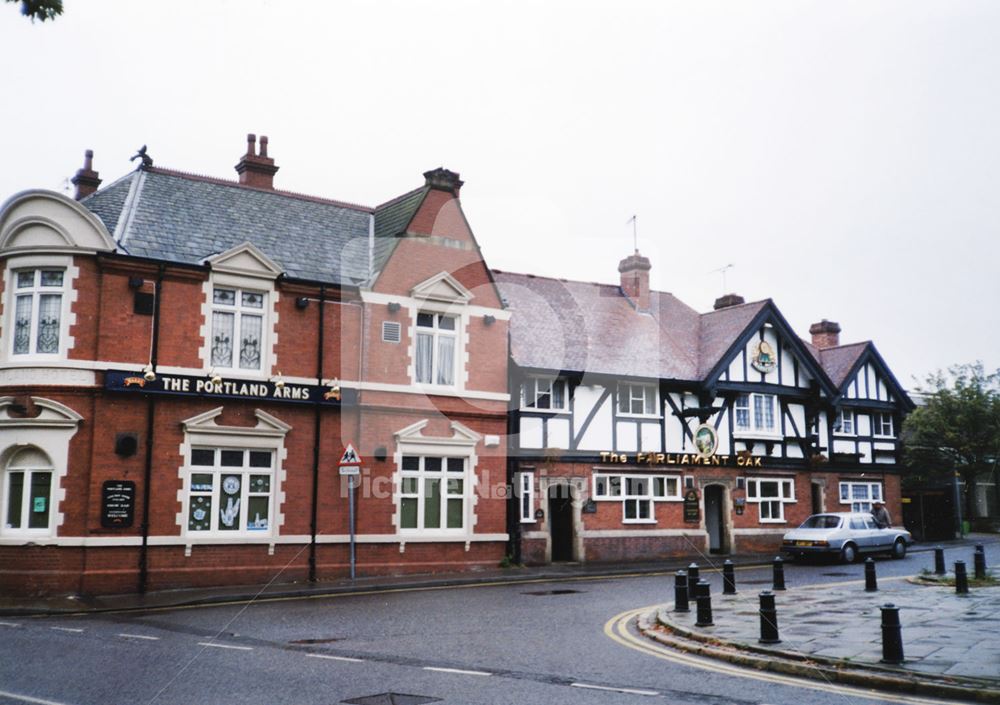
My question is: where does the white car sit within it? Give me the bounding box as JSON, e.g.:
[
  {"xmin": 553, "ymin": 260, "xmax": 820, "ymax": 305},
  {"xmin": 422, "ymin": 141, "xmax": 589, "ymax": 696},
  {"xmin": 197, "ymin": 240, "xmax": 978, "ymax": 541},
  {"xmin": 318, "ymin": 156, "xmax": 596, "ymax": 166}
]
[{"xmin": 781, "ymin": 512, "xmax": 913, "ymax": 563}]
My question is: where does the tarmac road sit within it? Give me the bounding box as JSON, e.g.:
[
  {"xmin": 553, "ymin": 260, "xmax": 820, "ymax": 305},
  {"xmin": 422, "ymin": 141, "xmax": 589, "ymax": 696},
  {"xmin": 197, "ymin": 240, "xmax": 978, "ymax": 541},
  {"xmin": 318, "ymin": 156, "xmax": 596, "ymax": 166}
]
[{"xmin": 0, "ymin": 542, "xmax": 995, "ymax": 705}]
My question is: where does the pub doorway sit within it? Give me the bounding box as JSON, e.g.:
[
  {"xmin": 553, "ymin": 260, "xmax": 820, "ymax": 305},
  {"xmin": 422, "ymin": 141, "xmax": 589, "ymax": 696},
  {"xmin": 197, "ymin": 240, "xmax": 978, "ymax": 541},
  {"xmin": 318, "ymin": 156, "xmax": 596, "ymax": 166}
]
[
  {"xmin": 811, "ymin": 482, "xmax": 824, "ymax": 514},
  {"xmin": 548, "ymin": 483, "xmax": 574, "ymax": 562},
  {"xmin": 704, "ymin": 485, "xmax": 727, "ymax": 554}
]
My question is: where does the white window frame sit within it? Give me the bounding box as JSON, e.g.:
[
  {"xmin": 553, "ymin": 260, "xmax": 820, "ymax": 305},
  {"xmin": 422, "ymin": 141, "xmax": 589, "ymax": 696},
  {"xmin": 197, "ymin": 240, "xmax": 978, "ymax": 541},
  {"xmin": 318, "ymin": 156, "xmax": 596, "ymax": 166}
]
[
  {"xmin": 199, "ymin": 271, "xmax": 278, "ymax": 378},
  {"xmin": 413, "ymin": 311, "xmax": 459, "ymax": 388},
  {"xmin": 592, "ymin": 473, "xmax": 681, "ymax": 524},
  {"xmin": 185, "ymin": 447, "xmax": 276, "ymax": 536},
  {"xmin": 2, "ymin": 448, "xmax": 55, "ymax": 537},
  {"xmin": 398, "ymin": 455, "xmax": 468, "ymax": 534},
  {"xmin": 519, "ymin": 472, "xmax": 535, "ymax": 523},
  {"xmin": 521, "ymin": 377, "xmax": 569, "ymax": 413},
  {"xmin": 746, "ymin": 477, "xmax": 796, "ymax": 523},
  {"xmin": 178, "ymin": 407, "xmax": 289, "ymax": 541},
  {"xmin": 617, "ymin": 383, "xmax": 659, "ymax": 418},
  {"xmin": 209, "ymin": 285, "xmax": 269, "ymax": 372},
  {"xmin": 3, "ymin": 256, "xmax": 77, "ymax": 362},
  {"xmin": 839, "ymin": 481, "xmax": 883, "ymax": 512},
  {"xmin": 833, "ymin": 409, "xmax": 856, "ymax": 436},
  {"xmin": 874, "ymin": 413, "xmax": 894, "ymax": 438},
  {"xmin": 734, "ymin": 393, "xmax": 779, "ymax": 437}
]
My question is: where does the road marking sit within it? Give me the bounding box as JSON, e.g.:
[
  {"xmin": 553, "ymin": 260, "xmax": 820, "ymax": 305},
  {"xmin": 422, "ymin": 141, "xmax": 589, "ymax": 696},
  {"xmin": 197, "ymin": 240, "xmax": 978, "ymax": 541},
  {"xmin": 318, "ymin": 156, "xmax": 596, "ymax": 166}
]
[
  {"xmin": 0, "ymin": 621, "xmax": 21, "ymax": 627},
  {"xmin": 307, "ymin": 653, "xmax": 364, "ymax": 663},
  {"xmin": 571, "ymin": 682, "xmax": 658, "ymax": 696},
  {"xmin": 197, "ymin": 641, "xmax": 253, "ymax": 651},
  {"xmin": 604, "ymin": 606, "xmax": 970, "ymax": 705},
  {"xmin": 0, "ymin": 689, "xmax": 78, "ymax": 705},
  {"xmin": 423, "ymin": 666, "xmax": 491, "ymax": 677},
  {"xmin": 49, "ymin": 627, "xmax": 83, "ymax": 633},
  {"xmin": 117, "ymin": 633, "xmax": 160, "ymax": 640}
]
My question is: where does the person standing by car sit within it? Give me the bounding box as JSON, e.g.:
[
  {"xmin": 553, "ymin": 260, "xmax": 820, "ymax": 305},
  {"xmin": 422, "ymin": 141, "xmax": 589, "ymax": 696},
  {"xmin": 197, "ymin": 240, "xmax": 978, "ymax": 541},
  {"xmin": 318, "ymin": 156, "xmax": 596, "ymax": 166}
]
[{"xmin": 871, "ymin": 500, "xmax": 891, "ymax": 529}]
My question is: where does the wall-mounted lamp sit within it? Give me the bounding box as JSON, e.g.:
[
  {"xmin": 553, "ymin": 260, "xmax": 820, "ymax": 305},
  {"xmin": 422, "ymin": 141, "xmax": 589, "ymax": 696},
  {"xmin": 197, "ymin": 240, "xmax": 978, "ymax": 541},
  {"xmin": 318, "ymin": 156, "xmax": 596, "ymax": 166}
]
[
  {"xmin": 208, "ymin": 369, "xmax": 222, "ymax": 386},
  {"xmin": 387, "ymin": 302, "xmax": 401, "ymax": 313},
  {"xmin": 128, "ymin": 276, "xmax": 145, "ymax": 289},
  {"xmin": 272, "ymin": 371, "xmax": 285, "ymax": 389},
  {"xmin": 142, "ymin": 363, "xmax": 156, "ymax": 382},
  {"xmin": 483, "ymin": 314, "xmax": 496, "ymax": 325},
  {"xmin": 295, "ymin": 297, "xmax": 309, "ymax": 310}
]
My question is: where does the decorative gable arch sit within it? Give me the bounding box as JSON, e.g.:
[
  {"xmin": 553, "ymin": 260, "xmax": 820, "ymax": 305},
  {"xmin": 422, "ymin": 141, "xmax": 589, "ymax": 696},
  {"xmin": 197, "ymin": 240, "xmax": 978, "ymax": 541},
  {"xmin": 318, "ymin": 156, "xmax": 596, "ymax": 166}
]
[
  {"xmin": 410, "ymin": 271, "xmax": 474, "ymax": 305},
  {"xmin": 0, "ymin": 190, "xmax": 116, "ymax": 255},
  {"xmin": 204, "ymin": 241, "xmax": 284, "ymax": 280}
]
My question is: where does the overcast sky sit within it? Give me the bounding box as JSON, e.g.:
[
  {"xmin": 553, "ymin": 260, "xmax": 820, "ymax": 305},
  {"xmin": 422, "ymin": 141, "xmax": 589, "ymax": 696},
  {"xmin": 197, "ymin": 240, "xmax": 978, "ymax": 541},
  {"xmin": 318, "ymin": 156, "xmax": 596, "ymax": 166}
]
[{"xmin": 2, "ymin": 1, "xmax": 998, "ymax": 388}]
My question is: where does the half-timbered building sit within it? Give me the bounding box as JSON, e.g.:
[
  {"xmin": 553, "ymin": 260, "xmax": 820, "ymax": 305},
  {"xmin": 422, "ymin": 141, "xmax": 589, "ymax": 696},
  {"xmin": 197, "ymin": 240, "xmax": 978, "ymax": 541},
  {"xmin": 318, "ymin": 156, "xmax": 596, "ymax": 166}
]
[{"xmin": 496, "ymin": 251, "xmax": 914, "ymax": 564}]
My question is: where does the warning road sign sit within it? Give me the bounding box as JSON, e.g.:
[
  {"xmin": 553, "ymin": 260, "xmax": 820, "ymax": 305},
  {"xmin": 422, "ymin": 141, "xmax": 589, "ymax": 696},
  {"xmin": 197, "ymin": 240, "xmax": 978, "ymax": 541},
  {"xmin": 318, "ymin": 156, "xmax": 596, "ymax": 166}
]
[{"xmin": 338, "ymin": 443, "xmax": 363, "ymax": 466}]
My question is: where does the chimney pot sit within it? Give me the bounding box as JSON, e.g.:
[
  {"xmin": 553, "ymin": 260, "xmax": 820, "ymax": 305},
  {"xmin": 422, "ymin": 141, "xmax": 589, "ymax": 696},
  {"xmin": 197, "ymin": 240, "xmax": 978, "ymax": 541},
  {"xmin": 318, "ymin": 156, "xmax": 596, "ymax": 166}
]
[
  {"xmin": 809, "ymin": 319, "xmax": 841, "ymax": 349},
  {"xmin": 235, "ymin": 133, "xmax": 279, "ymax": 189},
  {"xmin": 423, "ymin": 167, "xmax": 464, "ymax": 195},
  {"xmin": 618, "ymin": 250, "xmax": 652, "ymax": 311},
  {"xmin": 71, "ymin": 148, "xmax": 102, "ymax": 200},
  {"xmin": 713, "ymin": 293, "xmax": 745, "ymax": 310}
]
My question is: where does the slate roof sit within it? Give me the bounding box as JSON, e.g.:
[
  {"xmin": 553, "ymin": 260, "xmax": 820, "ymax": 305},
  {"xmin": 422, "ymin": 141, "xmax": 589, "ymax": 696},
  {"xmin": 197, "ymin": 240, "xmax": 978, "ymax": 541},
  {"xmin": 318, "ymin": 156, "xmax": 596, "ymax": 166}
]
[
  {"xmin": 697, "ymin": 300, "xmax": 770, "ymax": 379},
  {"xmin": 819, "ymin": 342, "xmax": 872, "ymax": 388},
  {"xmin": 80, "ymin": 167, "xmax": 409, "ymax": 286},
  {"xmin": 371, "ymin": 186, "xmax": 427, "ymax": 273}
]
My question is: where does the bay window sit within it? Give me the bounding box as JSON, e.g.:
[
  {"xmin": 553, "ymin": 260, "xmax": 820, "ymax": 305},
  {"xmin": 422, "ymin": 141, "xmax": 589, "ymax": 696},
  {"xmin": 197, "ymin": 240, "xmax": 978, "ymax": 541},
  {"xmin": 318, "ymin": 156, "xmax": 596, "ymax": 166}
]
[
  {"xmin": 735, "ymin": 393, "xmax": 777, "ymax": 434},
  {"xmin": 415, "ymin": 312, "xmax": 457, "ymax": 386}
]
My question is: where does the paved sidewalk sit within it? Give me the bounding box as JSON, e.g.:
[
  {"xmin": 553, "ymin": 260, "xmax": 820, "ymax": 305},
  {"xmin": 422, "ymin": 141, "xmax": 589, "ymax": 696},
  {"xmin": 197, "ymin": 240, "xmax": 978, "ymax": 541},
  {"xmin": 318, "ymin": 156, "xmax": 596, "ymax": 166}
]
[{"xmin": 645, "ymin": 565, "xmax": 1000, "ymax": 702}]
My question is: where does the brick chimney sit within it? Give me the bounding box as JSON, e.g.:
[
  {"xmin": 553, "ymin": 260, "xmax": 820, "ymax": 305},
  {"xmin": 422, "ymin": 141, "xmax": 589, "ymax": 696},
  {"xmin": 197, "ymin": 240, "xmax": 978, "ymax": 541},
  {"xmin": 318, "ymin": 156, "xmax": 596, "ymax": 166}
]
[
  {"xmin": 809, "ymin": 319, "xmax": 841, "ymax": 349},
  {"xmin": 618, "ymin": 251, "xmax": 651, "ymax": 311},
  {"xmin": 423, "ymin": 167, "xmax": 463, "ymax": 195},
  {"xmin": 713, "ymin": 293, "xmax": 745, "ymax": 310},
  {"xmin": 235, "ymin": 134, "xmax": 279, "ymax": 189},
  {"xmin": 71, "ymin": 150, "xmax": 101, "ymax": 200}
]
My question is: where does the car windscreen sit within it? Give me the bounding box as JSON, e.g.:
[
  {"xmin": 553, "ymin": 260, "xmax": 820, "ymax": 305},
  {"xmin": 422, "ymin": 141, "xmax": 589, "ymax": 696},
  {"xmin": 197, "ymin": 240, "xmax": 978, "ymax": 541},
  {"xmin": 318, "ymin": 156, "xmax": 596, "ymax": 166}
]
[{"xmin": 799, "ymin": 515, "xmax": 841, "ymax": 529}]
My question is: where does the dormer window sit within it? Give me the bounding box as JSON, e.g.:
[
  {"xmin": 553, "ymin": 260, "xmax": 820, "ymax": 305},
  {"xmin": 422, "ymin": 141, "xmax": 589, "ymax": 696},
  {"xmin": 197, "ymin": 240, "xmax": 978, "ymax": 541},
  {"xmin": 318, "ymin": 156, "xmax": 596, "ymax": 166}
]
[
  {"xmin": 414, "ymin": 312, "xmax": 456, "ymax": 386},
  {"xmin": 11, "ymin": 268, "xmax": 65, "ymax": 356},
  {"xmin": 522, "ymin": 377, "xmax": 568, "ymax": 412}
]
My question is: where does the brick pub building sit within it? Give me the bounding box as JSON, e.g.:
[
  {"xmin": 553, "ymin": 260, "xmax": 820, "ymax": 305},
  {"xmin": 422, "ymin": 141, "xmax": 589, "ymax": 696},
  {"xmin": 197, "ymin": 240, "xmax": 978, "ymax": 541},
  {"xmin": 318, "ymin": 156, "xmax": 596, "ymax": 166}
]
[{"xmin": 0, "ymin": 138, "xmax": 510, "ymax": 596}]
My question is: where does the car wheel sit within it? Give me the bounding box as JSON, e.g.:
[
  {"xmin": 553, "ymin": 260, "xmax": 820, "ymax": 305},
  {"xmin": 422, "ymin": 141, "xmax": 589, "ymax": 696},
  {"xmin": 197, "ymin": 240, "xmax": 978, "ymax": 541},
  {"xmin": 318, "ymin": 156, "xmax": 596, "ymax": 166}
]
[
  {"xmin": 891, "ymin": 538, "xmax": 906, "ymax": 559},
  {"xmin": 840, "ymin": 543, "xmax": 858, "ymax": 564}
]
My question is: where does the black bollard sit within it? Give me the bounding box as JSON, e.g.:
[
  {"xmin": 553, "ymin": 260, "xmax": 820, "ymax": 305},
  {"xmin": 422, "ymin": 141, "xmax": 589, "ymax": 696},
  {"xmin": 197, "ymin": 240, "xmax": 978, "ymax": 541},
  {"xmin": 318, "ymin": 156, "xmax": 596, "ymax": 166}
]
[
  {"xmin": 687, "ymin": 563, "xmax": 700, "ymax": 598},
  {"xmin": 758, "ymin": 590, "xmax": 780, "ymax": 644},
  {"xmin": 723, "ymin": 560, "xmax": 737, "ymax": 595},
  {"xmin": 674, "ymin": 570, "xmax": 690, "ymax": 612},
  {"xmin": 975, "ymin": 543, "xmax": 985, "ymax": 554},
  {"xmin": 880, "ymin": 604, "xmax": 904, "ymax": 664},
  {"xmin": 974, "ymin": 550, "xmax": 987, "ymax": 580},
  {"xmin": 772, "ymin": 556, "xmax": 786, "ymax": 591},
  {"xmin": 955, "ymin": 560, "xmax": 969, "ymax": 594},
  {"xmin": 934, "ymin": 546, "xmax": 946, "ymax": 575},
  {"xmin": 694, "ymin": 579, "xmax": 713, "ymax": 627},
  {"xmin": 865, "ymin": 557, "xmax": 878, "ymax": 592}
]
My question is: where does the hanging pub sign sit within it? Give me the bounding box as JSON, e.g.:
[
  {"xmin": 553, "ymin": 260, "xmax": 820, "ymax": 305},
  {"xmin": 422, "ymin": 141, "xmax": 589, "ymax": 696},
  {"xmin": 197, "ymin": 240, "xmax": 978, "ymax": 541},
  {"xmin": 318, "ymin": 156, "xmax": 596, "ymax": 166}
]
[
  {"xmin": 683, "ymin": 488, "xmax": 700, "ymax": 523},
  {"xmin": 101, "ymin": 480, "xmax": 136, "ymax": 529},
  {"xmin": 104, "ymin": 370, "xmax": 357, "ymax": 406},
  {"xmin": 693, "ymin": 423, "xmax": 718, "ymax": 459}
]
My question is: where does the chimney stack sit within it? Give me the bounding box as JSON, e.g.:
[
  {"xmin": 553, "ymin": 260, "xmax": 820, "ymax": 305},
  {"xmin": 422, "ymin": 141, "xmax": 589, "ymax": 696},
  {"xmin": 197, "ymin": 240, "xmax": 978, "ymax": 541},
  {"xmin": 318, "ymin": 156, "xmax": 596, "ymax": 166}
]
[
  {"xmin": 809, "ymin": 319, "xmax": 841, "ymax": 349},
  {"xmin": 618, "ymin": 251, "xmax": 651, "ymax": 311},
  {"xmin": 713, "ymin": 293, "xmax": 745, "ymax": 310},
  {"xmin": 423, "ymin": 167, "xmax": 463, "ymax": 195},
  {"xmin": 235, "ymin": 133, "xmax": 279, "ymax": 189},
  {"xmin": 71, "ymin": 149, "xmax": 101, "ymax": 200}
]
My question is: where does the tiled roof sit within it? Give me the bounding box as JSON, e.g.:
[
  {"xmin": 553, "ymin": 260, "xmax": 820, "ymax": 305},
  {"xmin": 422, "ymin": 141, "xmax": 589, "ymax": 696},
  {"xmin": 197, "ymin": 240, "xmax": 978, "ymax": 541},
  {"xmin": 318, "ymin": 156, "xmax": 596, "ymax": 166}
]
[
  {"xmin": 81, "ymin": 167, "xmax": 375, "ymax": 285},
  {"xmin": 819, "ymin": 342, "xmax": 869, "ymax": 388},
  {"xmin": 371, "ymin": 186, "xmax": 427, "ymax": 273},
  {"xmin": 493, "ymin": 271, "xmax": 701, "ymax": 380},
  {"xmin": 697, "ymin": 300, "xmax": 769, "ymax": 379}
]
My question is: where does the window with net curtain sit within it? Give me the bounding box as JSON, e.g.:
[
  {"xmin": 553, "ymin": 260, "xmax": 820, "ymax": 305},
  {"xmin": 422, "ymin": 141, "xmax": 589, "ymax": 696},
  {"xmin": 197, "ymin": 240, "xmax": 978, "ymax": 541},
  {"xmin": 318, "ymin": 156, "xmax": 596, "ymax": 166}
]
[
  {"xmin": 414, "ymin": 312, "xmax": 456, "ymax": 386},
  {"xmin": 12, "ymin": 269, "xmax": 64, "ymax": 356},
  {"xmin": 735, "ymin": 393, "xmax": 776, "ymax": 433},
  {"xmin": 3, "ymin": 447, "xmax": 54, "ymax": 534}
]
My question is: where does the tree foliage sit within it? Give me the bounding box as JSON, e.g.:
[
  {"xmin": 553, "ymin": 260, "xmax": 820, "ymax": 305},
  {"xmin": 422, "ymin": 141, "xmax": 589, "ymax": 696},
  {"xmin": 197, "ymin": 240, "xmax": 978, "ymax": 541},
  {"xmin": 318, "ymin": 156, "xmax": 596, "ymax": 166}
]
[
  {"xmin": 902, "ymin": 362, "xmax": 1000, "ymax": 519},
  {"xmin": 6, "ymin": 0, "xmax": 62, "ymax": 22}
]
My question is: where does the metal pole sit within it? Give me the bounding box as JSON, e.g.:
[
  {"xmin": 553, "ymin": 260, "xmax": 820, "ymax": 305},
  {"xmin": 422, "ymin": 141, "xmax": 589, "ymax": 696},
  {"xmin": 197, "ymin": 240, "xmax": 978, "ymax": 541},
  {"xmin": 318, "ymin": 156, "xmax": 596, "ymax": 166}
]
[
  {"xmin": 865, "ymin": 558, "xmax": 878, "ymax": 592},
  {"xmin": 687, "ymin": 563, "xmax": 700, "ymax": 597},
  {"xmin": 953, "ymin": 471, "xmax": 964, "ymax": 538},
  {"xmin": 723, "ymin": 560, "xmax": 737, "ymax": 595},
  {"xmin": 934, "ymin": 547, "xmax": 946, "ymax": 575},
  {"xmin": 674, "ymin": 571, "xmax": 689, "ymax": 612},
  {"xmin": 694, "ymin": 580, "xmax": 713, "ymax": 627},
  {"xmin": 955, "ymin": 560, "xmax": 969, "ymax": 594},
  {"xmin": 880, "ymin": 604, "xmax": 904, "ymax": 664},
  {"xmin": 772, "ymin": 556, "xmax": 786, "ymax": 591},
  {"xmin": 348, "ymin": 477, "xmax": 356, "ymax": 580},
  {"xmin": 974, "ymin": 549, "xmax": 987, "ymax": 580},
  {"xmin": 758, "ymin": 591, "xmax": 780, "ymax": 644}
]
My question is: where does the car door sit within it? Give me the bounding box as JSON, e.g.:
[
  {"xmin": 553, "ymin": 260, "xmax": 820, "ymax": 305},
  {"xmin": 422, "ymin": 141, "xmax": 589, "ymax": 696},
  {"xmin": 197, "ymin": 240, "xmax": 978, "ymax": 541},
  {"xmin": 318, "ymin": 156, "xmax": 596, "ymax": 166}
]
[
  {"xmin": 849, "ymin": 515, "xmax": 878, "ymax": 551},
  {"xmin": 864, "ymin": 515, "xmax": 893, "ymax": 550}
]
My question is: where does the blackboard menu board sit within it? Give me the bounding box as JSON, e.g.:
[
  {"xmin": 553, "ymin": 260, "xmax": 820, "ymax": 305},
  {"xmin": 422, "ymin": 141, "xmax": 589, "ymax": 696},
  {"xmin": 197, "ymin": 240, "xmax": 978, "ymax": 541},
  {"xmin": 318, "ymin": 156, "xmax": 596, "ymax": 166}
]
[{"xmin": 101, "ymin": 480, "xmax": 136, "ymax": 528}]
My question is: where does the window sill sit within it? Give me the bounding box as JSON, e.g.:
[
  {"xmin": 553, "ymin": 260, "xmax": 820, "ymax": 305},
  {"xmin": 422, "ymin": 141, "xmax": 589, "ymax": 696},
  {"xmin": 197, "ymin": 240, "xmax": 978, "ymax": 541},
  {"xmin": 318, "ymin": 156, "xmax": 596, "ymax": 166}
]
[
  {"xmin": 734, "ymin": 431, "xmax": 783, "ymax": 441},
  {"xmin": 622, "ymin": 519, "xmax": 657, "ymax": 525},
  {"xmin": 757, "ymin": 519, "xmax": 787, "ymax": 524},
  {"xmin": 520, "ymin": 407, "xmax": 571, "ymax": 415},
  {"xmin": 617, "ymin": 413, "xmax": 662, "ymax": 420},
  {"xmin": 519, "ymin": 518, "xmax": 537, "ymax": 524}
]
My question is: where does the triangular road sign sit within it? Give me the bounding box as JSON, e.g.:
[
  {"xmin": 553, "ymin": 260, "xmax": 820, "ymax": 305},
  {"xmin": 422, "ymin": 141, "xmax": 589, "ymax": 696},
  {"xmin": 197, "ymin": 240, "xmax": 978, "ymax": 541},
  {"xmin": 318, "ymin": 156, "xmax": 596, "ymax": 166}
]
[{"xmin": 338, "ymin": 443, "xmax": 364, "ymax": 466}]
